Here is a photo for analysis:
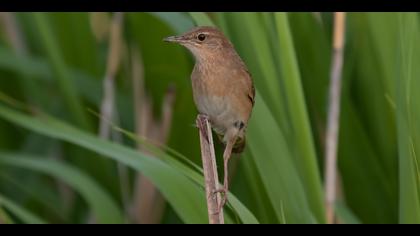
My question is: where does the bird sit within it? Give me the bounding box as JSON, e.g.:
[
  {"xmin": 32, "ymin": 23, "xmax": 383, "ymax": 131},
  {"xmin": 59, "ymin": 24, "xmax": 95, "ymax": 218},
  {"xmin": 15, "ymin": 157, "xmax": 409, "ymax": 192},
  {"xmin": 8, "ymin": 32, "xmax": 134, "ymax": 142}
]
[{"xmin": 164, "ymin": 26, "xmax": 255, "ymax": 211}]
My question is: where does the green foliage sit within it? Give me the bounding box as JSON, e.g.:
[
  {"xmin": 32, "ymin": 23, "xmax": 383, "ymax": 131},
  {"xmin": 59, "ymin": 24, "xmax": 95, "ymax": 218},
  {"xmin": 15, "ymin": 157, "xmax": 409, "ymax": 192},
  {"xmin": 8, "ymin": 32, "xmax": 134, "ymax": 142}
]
[
  {"xmin": 0, "ymin": 104, "xmax": 258, "ymax": 224},
  {"xmin": 0, "ymin": 194, "xmax": 46, "ymax": 224},
  {"xmin": 0, "ymin": 12, "xmax": 418, "ymax": 224},
  {"xmin": 396, "ymin": 13, "xmax": 420, "ymax": 223},
  {"xmin": 0, "ymin": 153, "xmax": 124, "ymax": 223}
]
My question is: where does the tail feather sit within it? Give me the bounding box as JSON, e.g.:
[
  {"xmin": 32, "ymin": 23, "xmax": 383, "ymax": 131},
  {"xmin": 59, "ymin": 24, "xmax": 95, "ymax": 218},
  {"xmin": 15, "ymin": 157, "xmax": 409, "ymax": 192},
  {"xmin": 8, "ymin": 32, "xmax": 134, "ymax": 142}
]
[
  {"xmin": 215, "ymin": 132, "xmax": 246, "ymax": 154},
  {"xmin": 232, "ymin": 137, "xmax": 246, "ymax": 154}
]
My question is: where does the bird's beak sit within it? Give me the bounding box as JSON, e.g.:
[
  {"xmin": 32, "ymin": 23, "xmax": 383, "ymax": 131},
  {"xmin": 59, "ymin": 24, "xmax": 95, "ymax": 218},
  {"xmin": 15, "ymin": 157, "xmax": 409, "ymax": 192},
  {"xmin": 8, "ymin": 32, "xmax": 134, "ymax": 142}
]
[{"xmin": 163, "ymin": 35, "xmax": 187, "ymax": 44}]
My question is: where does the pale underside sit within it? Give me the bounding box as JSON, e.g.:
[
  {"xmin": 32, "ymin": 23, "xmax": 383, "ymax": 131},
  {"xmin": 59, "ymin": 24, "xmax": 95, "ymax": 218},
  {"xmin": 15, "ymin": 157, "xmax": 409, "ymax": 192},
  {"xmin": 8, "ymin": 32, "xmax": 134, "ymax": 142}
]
[{"xmin": 191, "ymin": 58, "xmax": 254, "ymax": 143}]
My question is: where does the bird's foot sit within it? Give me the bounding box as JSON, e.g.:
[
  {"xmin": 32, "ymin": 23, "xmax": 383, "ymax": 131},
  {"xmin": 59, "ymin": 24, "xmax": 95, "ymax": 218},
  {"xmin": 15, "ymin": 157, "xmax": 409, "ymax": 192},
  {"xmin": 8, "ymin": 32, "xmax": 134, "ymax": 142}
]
[{"xmin": 213, "ymin": 187, "xmax": 228, "ymax": 214}]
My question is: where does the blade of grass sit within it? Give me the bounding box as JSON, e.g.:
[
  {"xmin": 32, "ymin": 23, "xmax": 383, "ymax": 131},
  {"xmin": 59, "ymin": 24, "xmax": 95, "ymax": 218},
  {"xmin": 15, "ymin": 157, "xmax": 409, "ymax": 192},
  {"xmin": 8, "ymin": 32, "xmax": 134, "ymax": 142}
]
[
  {"xmin": 339, "ymin": 99, "xmax": 397, "ymax": 223},
  {"xmin": 338, "ymin": 13, "xmax": 398, "ymax": 223},
  {"xmin": 0, "ymin": 104, "xmax": 258, "ymax": 224},
  {"xmin": 0, "ymin": 13, "xmax": 45, "ymax": 108},
  {"xmin": 30, "ymin": 13, "xmax": 91, "ymax": 131},
  {"xmin": 0, "ymin": 170, "xmax": 67, "ymax": 222},
  {"xmin": 396, "ymin": 12, "xmax": 420, "ymax": 224},
  {"xmin": 0, "ymin": 104, "xmax": 207, "ymax": 223},
  {"xmin": 189, "ymin": 13, "xmax": 215, "ymax": 26},
  {"xmin": 274, "ymin": 12, "xmax": 325, "ymax": 223},
  {"xmin": 104, "ymin": 115, "xmax": 259, "ymax": 224},
  {"xmin": 0, "ymin": 47, "xmax": 133, "ymax": 128},
  {"xmin": 233, "ymin": 13, "xmax": 286, "ymax": 130},
  {"xmin": 247, "ymin": 91, "xmax": 316, "ymax": 223},
  {"xmin": 240, "ymin": 151, "xmax": 280, "ymax": 224},
  {"xmin": 47, "ymin": 13, "xmax": 101, "ymax": 77},
  {"xmin": 0, "ymin": 104, "xmax": 210, "ymax": 223},
  {"xmin": 109, "ymin": 121, "xmax": 258, "ymax": 224},
  {"xmin": 335, "ymin": 202, "xmax": 362, "ymax": 224},
  {"xmin": 0, "ymin": 153, "xmax": 124, "ymax": 224},
  {"xmin": 0, "ymin": 206, "xmax": 13, "ymax": 224},
  {"xmin": 288, "ymin": 12, "xmax": 331, "ymax": 157},
  {"xmin": 0, "ymin": 193, "xmax": 46, "ymax": 224},
  {"xmin": 357, "ymin": 13, "xmax": 398, "ymax": 186},
  {"xmin": 150, "ymin": 12, "xmax": 194, "ymax": 34}
]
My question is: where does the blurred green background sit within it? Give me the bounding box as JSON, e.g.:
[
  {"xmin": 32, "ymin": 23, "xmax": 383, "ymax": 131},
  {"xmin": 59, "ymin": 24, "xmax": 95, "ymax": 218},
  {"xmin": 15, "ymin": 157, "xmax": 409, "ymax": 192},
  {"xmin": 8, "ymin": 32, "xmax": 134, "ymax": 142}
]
[{"xmin": 0, "ymin": 12, "xmax": 419, "ymax": 224}]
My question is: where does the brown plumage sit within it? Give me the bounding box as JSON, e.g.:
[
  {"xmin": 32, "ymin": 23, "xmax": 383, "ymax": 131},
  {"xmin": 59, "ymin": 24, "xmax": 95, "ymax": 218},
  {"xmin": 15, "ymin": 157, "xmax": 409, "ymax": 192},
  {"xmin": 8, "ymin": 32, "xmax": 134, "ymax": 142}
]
[{"xmin": 164, "ymin": 26, "xmax": 255, "ymax": 210}]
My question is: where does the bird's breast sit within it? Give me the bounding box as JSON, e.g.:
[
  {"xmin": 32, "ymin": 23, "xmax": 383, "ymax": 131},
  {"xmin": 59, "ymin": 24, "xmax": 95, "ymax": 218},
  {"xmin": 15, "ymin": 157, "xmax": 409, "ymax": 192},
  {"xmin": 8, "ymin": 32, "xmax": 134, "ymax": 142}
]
[
  {"xmin": 195, "ymin": 94, "xmax": 227, "ymax": 117},
  {"xmin": 191, "ymin": 61, "xmax": 251, "ymax": 135},
  {"xmin": 192, "ymin": 74, "xmax": 230, "ymax": 134}
]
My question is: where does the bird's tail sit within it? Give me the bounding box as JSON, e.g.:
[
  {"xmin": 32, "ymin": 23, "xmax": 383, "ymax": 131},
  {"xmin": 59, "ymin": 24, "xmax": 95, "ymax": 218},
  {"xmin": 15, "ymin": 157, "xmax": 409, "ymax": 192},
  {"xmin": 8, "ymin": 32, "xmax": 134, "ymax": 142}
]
[
  {"xmin": 232, "ymin": 136, "xmax": 246, "ymax": 154},
  {"xmin": 215, "ymin": 133, "xmax": 246, "ymax": 154}
]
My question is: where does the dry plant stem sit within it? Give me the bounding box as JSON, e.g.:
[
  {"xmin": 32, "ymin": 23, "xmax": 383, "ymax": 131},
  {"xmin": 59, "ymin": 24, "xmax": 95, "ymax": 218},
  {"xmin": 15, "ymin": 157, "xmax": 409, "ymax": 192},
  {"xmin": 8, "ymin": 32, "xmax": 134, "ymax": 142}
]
[
  {"xmin": 132, "ymin": 93, "xmax": 172, "ymax": 224},
  {"xmin": 160, "ymin": 86, "xmax": 176, "ymax": 141},
  {"xmin": 312, "ymin": 12, "xmax": 323, "ymax": 25},
  {"xmin": 99, "ymin": 12, "xmax": 123, "ymax": 138},
  {"xmin": 131, "ymin": 47, "xmax": 151, "ymax": 224},
  {"xmin": 131, "ymin": 48, "xmax": 146, "ymax": 143},
  {"xmin": 196, "ymin": 115, "xmax": 224, "ymax": 224},
  {"xmin": 131, "ymin": 47, "xmax": 175, "ymax": 224},
  {"xmin": 95, "ymin": 12, "xmax": 130, "ymax": 220},
  {"xmin": 325, "ymin": 12, "xmax": 346, "ymax": 224},
  {"xmin": 89, "ymin": 12, "xmax": 111, "ymax": 43},
  {"xmin": 0, "ymin": 12, "xmax": 26, "ymax": 54}
]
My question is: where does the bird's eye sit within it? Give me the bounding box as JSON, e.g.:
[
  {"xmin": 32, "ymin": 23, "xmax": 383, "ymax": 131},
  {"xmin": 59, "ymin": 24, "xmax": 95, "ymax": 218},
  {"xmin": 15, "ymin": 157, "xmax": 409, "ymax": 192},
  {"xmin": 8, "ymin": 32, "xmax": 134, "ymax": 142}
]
[{"xmin": 197, "ymin": 34, "xmax": 206, "ymax": 41}]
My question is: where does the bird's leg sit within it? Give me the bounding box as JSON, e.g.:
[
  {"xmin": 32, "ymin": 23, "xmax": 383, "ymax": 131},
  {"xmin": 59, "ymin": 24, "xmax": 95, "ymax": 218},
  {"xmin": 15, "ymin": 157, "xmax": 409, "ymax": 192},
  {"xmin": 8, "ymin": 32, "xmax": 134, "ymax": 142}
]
[{"xmin": 214, "ymin": 135, "xmax": 237, "ymax": 213}]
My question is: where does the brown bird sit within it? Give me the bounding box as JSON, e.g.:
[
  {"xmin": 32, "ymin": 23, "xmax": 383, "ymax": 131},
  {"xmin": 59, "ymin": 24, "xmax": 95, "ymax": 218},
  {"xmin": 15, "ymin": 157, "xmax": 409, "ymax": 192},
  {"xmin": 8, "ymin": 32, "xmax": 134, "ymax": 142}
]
[{"xmin": 164, "ymin": 26, "xmax": 255, "ymax": 210}]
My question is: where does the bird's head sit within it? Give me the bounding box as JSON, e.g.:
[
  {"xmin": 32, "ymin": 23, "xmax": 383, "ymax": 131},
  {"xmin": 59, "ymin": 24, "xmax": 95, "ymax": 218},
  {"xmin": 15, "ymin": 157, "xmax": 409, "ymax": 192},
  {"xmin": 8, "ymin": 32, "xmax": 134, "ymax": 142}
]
[{"xmin": 164, "ymin": 26, "xmax": 233, "ymax": 62}]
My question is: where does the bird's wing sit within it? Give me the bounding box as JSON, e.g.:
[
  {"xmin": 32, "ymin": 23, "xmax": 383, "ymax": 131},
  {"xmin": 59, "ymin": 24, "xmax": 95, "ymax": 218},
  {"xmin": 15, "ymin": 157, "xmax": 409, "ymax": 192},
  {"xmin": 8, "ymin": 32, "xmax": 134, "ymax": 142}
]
[{"xmin": 243, "ymin": 69, "xmax": 255, "ymax": 107}]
